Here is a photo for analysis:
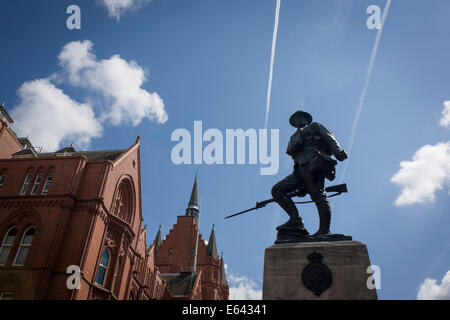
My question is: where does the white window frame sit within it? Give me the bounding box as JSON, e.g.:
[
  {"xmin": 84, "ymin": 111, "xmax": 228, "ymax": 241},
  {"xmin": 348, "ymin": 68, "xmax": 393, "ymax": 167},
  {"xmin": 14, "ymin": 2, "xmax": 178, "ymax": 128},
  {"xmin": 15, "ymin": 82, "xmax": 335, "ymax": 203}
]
[
  {"xmin": 41, "ymin": 173, "xmax": 53, "ymax": 195},
  {"xmin": 19, "ymin": 173, "xmax": 33, "ymax": 196},
  {"xmin": 95, "ymin": 249, "xmax": 110, "ymax": 287},
  {"xmin": 12, "ymin": 226, "xmax": 35, "ymax": 266},
  {"xmin": 30, "ymin": 173, "xmax": 43, "ymax": 195},
  {"xmin": 0, "ymin": 227, "xmax": 18, "ymax": 266}
]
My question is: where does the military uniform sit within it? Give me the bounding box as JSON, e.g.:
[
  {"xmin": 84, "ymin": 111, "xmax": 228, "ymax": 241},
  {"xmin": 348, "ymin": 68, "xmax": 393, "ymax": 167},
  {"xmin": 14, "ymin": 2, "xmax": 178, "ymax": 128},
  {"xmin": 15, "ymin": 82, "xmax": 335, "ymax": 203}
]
[{"xmin": 271, "ymin": 111, "xmax": 347, "ymax": 237}]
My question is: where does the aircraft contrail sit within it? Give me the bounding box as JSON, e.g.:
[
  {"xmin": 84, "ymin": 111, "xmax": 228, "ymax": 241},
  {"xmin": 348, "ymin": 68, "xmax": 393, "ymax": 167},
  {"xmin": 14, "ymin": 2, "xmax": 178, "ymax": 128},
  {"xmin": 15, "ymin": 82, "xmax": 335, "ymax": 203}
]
[
  {"xmin": 255, "ymin": 0, "xmax": 281, "ymax": 203},
  {"xmin": 340, "ymin": 0, "xmax": 392, "ymax": 183},
  {"xmin": 264, "ymin": 0, "xmax": 281, "ymax": 129}
]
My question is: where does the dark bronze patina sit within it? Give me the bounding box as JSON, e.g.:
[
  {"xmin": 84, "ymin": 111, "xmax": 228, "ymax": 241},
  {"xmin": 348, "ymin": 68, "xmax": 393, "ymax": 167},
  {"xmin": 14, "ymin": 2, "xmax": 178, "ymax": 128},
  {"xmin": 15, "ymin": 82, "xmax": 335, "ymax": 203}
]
[
  {"xmin": 271, "ymin": 110, "xmax": 351, "ymax": 243},
  {"xmin": 226, "ymin": 110, "xmax": 352, "ymax": 244},
  {"xmin": 224, "ymin": 184, "xmax": 347, "ymax": 219}
]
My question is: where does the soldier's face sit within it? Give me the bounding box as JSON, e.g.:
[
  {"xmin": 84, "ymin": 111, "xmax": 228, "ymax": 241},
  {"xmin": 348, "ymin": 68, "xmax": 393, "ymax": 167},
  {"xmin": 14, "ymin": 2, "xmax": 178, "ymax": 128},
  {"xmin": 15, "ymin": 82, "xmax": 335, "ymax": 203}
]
[{"xmin": 297, "ymin": 117, "xmax": 309, "ymax": 128}]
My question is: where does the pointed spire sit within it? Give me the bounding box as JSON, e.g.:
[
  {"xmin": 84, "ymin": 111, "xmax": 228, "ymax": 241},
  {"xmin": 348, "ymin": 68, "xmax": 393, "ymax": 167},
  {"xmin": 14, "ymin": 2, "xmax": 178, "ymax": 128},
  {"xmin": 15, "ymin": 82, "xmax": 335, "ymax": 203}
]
[
  {"xmin": 185, "ymin": 173, "xmax": 199, "ymax": 217},
  {"xmin": 220, "ymin": 251, "xmax": 227, "ymax": 284},
  {"xmin": 153, "ymin": 225, "xmax": 162, "ymax": 259},
  {"xmin": 206, "ymin": 224, "xmax": 218, "ymax": 258},
  {"xmin": 154, "ymin": 225, "xmax": 162, "ymax": 247}
]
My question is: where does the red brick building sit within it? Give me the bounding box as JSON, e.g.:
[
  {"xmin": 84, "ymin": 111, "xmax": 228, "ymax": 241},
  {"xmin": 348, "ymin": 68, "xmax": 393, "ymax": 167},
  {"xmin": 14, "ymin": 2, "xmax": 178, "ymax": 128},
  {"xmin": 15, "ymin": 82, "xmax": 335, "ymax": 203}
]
[
  {"xmin": 0, "ymin": 105, "xmax": 22, "ymax": 159},
  {"xmin": 154, "ymin": 176, "xmax": 229, "ymax": 300},
  {"xmin": 0, "ymin": 106, "xmax": 228, "ymax": 300}
]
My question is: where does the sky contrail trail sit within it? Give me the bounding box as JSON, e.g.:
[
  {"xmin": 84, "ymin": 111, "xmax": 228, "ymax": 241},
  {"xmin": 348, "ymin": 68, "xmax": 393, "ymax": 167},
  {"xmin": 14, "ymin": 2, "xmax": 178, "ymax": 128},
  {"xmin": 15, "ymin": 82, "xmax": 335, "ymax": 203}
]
[
  {"xmin": 255, "ymin": 0, "xmax": 281, "ymax": 202},
  {"xmin": 264, "ymin": 0, "xmax": 281, "ymax": 129},
  {"xmin": 340, "ymin": 0, "xmax": 392, "ymax": 183}
]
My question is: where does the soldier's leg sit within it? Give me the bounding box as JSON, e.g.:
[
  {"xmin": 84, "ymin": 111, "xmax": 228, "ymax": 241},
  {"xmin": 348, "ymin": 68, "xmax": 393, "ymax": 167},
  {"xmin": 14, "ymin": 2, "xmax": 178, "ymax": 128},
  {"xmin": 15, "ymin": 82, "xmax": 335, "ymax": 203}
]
[
  {"xmin": 271, "ymin": 173, "xmax": 309, "ymax": 234},
  {"xmin": 299, "ymin": 165, "xmax": 331, "ymax": 236}
]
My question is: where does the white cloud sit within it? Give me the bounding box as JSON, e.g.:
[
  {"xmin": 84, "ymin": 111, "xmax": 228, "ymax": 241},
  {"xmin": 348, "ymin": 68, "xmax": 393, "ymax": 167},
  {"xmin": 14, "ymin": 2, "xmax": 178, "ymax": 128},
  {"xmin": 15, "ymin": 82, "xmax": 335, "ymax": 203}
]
[
  {"xmin": 417, "ymin": 271, "xmax": 450, "ymax": 300},
  {"xmin": 58, "ymin": 40, "xmax": 168, "ymax": 126},
  {"xmin": 440, "ymin": 101, "xmax": 450, "ymax": 128},
  {"xmin": 10, "ymin": 40, "xmax": 166, "ymax": 152},
  {"xmin": 11, "ymin": 79, "xmax": 102, "ymax": 152},
  {"xmin": 390, "ymin": 142, "xmax": 450, "ymax": 206},
  {"xmin": 228, "ymin": 273, "xmax": 262, "ymax": 300},
  {"xmin": 99, "ymin": 0, "xmax": 150, "ymax": 21}
]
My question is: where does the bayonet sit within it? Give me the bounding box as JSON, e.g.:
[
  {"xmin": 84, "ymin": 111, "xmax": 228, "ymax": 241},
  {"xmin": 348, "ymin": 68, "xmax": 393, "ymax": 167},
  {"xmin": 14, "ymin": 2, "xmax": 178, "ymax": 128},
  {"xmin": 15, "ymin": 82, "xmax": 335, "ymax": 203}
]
[{"xmin": 225, "ymin": 184, "xmax": 348, "ymax": 219}]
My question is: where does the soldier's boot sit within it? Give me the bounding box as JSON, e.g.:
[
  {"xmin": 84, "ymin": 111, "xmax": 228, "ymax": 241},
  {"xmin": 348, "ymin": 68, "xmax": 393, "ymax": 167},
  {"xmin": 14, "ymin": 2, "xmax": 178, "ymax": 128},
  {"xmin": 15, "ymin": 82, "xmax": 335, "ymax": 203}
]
[
  {"xmin": 275, "ymin": 196, "xmax": 309, "ymax": 236},
  {"xmin": 312, "ymin": 201, "xmax": 331, "ymax": 237}
]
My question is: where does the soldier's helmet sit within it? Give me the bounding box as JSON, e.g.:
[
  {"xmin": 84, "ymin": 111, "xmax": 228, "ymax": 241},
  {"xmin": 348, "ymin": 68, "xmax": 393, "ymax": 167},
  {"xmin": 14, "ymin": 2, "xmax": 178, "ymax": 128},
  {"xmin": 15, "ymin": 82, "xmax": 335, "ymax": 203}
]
[{"xmin": 289, "ymin": 110, "xmax": 313, "ymax": 128}]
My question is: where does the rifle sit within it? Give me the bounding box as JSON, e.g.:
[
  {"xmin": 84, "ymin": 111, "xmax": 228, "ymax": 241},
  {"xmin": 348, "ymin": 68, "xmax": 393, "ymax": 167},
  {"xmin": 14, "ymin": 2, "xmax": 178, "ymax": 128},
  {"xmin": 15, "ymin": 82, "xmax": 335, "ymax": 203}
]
[{"xmin": 224, "ymin": 184, "xmax": 348, "ymax": 219}]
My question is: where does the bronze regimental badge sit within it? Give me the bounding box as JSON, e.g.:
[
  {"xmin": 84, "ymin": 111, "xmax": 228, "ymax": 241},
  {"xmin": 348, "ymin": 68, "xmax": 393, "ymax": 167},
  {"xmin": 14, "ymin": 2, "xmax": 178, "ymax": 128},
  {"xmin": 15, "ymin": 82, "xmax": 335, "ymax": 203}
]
[{"xmin": 301, "ymin": 251, "xmax": 332, "ymax": 297}]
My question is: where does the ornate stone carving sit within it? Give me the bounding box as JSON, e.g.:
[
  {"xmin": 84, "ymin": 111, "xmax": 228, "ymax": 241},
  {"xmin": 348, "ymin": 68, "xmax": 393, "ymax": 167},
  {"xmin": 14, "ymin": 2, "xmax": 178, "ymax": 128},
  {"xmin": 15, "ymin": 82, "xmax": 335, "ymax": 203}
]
[{"xmin": 105, "ymin": 232, "xmax": 117, "ymax": 248}]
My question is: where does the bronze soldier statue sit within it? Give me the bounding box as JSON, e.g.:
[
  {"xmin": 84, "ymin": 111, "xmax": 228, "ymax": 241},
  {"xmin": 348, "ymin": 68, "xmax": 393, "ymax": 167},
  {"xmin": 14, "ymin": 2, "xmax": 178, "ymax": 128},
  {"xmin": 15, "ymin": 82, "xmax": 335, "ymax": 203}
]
[{"xmin": 271, "ymin": 110, "xmax": 348, "ymax": 243}]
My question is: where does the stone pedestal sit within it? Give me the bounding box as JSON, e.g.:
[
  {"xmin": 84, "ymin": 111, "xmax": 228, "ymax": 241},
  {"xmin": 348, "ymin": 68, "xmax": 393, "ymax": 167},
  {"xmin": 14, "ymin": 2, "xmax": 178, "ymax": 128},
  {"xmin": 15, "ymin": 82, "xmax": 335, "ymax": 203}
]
[{"xmin": 263, "ymin": 240, "xmax": 377, "ymax": 300}]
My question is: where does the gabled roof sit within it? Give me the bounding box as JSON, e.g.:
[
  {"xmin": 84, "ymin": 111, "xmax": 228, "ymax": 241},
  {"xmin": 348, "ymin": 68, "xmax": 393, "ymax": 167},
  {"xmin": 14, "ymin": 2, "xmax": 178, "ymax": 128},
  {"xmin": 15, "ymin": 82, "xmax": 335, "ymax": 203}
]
[
  {"xmin": 12, "ymin": 148, "xmax": 37, "ymax": 158},
  {"xmin": 37, "ymin": 149, "xmax": 126, "ymax": 162},
  {"xmin": 55, "ymin": 146, "xmax": 76, "ymax": 153},
  {"xmin": 79, "ymin": 150, "xmax": 126, "ymax": 162}
]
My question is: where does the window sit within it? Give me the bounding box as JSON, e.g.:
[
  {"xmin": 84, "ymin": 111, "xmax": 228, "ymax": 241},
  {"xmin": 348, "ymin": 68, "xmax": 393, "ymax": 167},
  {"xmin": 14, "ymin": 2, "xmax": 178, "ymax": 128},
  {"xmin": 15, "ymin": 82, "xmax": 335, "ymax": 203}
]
[
  {"xmin": 0, "ymin": 227, "xmax": 17, "ymax": 265},
  {"xmin": 113, "ymin": 180, "xmax": 133, "ymax": 223},
  {"xmin": 0, "ymin": 292, "xmax": 14, "ymax": 300},
  {"xmin": 0, "ymin": 175, "xmax": 5, "ymax": 189},
  {"xmin": 13, "ymin": 227, "xmax": 35, "ymax": 266},
  {"xmin": 30, "ymin": 173, "xmax": 43, "ymax": 195},
  {"xmin": 95, "ymin": 249, "xmax": 110, "ymax": 287},
  {"xmin": 19, "ymin": 173, "xmax": 33, "ymax": 195},
  {"xmin": 168, "ymin": 248, "xmax": 173, "ymax": 256},
  {"xmin": 41, "ymin": 173, "xmax": 53, "ymax": 195}
]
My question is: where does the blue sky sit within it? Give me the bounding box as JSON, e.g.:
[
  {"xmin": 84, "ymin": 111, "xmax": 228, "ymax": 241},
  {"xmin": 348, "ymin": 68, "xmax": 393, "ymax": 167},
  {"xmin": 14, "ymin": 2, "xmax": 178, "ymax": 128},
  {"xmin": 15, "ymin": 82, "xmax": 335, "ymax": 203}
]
[{"xmin": 1, "ymin": 0, "xmax": 449, "ymax": 299}]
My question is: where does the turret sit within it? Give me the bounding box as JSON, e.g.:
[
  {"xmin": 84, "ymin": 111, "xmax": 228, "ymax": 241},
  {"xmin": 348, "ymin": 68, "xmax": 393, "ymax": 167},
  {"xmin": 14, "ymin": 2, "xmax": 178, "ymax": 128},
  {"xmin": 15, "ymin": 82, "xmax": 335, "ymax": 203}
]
[
  {"xmin": 153, "ymin": 225, "xmax": 162, "ymax": 259},
  {"xmin": 220, "ymin": 252, "xmax": 227, "ymax": 284},
  {"xmin": 206, "ymin": 224, "xmax": 218, "ymax": 258}
]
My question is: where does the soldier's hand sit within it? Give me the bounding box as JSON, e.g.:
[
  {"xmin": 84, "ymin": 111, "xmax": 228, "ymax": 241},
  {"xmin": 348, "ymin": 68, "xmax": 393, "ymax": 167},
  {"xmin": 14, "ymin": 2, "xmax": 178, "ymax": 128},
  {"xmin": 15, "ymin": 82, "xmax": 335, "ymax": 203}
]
[{"xmin": 335, "ymin": 150, "xmax": 348, "ymax": 161}]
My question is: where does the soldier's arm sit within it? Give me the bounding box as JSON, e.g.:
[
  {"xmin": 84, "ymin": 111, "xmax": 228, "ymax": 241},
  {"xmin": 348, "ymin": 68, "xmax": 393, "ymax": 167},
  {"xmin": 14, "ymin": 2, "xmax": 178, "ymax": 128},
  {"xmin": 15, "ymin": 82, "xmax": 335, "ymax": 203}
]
[
  {"xmin": 286, "ymin": 130, "xmax": 301, "ymax": 157},
  {"xmin": 312, "ymin": 122, "xmax": 348, "ymax": 161}
]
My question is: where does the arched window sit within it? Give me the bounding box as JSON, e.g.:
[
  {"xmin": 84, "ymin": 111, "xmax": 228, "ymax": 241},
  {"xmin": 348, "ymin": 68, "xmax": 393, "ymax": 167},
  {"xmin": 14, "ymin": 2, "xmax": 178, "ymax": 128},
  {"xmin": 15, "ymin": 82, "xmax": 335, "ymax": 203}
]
[
  {"xmin": 19, "ymin": 173, "xmax": 33, "ymax": 196},
  {"xmin": 41, "ymin": 172, "xmax": 54, "ymax": 195},
  {"xmin": 13, "ymin": 227, "xmax": 35, "ymax": 266},
  {"xmin": 95, "ymin": 249, "xmax": 110, "ymax": 287},
  {"xmin": 0, "ymin": 227, "xmax": 17, "ymax": 265},
  {"xmin": 112, "ymin": 180, "xmax": 133, "ymax": 223},
  {"xmin": 30, "ymin": 172, "xmax": 43, "ymax": 195}
]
